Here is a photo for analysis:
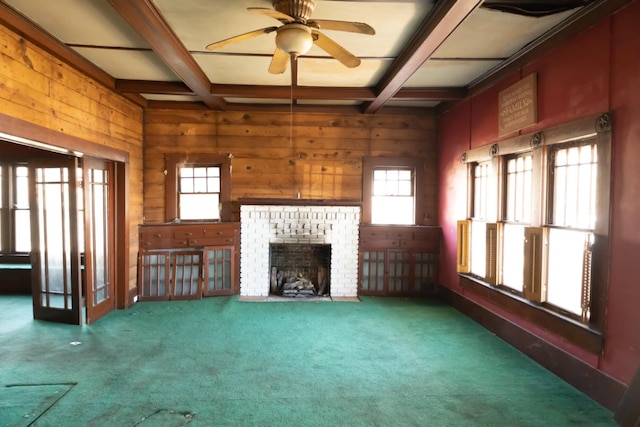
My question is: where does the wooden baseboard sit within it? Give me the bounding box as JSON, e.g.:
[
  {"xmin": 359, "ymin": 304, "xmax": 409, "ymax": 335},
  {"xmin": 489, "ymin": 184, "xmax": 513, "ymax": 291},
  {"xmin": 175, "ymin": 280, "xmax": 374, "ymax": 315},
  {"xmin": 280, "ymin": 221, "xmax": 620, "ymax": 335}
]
[
  {"xmin": 125, "ymin": 287, "xmax": 138, "ymax": 308},
  {"xmin": 615, "ymin": 365, "xmax": 640, "ymax": 427},
  {"xmin": 439, "ymin": 287, "xmax": 626, "ymax": 412}
]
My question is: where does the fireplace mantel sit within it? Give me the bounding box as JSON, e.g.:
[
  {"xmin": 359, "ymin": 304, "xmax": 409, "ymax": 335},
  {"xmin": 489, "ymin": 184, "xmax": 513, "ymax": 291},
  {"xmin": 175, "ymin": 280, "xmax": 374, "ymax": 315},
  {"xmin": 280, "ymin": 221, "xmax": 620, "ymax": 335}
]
[{"xmin": 238, "ymin": 198, "xmax": 361, "ymax": 207}]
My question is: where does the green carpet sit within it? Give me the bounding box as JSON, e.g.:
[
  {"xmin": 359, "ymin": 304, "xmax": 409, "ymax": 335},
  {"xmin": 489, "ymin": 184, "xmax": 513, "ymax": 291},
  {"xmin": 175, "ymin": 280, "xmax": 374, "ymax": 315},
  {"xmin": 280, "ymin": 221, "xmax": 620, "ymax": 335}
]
[{"xmin": 0, "ymin": 296, "xmax": 615, "ymax": 426}]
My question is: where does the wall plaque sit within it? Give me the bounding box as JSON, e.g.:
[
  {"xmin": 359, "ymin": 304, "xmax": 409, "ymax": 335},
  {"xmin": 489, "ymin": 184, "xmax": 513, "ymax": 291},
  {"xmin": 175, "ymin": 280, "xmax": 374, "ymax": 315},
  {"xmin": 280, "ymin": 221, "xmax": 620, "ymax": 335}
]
[{"xmin": 498, "ymin": 73, "xmax": 537, "ymax": 136}]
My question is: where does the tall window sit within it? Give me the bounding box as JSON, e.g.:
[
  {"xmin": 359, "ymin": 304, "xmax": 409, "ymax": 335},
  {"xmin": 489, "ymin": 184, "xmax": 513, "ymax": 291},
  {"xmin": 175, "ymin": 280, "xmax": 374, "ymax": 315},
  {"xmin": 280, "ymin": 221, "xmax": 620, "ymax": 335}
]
[
  {"xmin": 13, "ymin": 165, "xmax": 30, "ymax": 252},
  {"xmin": 501, "ymin": 155, "xmax": 533, "ymax": 291},
  {"xmin": 470, "ymin": 161, "xmax": 495, "ymax": 278},
  {"xmin": 546, "ymin": 142, "xmax": 597, "ymax": 317},
  {"xmin": 371, "ymin": 168, "xmax": 414, "ymax": 225},
  {"xmin": 165, "ymin": 154, "xmax": 231, "ymax": 222},
  {"xmin": 0, "ymin": 163, "xmax": 30, "ymax": 254}
]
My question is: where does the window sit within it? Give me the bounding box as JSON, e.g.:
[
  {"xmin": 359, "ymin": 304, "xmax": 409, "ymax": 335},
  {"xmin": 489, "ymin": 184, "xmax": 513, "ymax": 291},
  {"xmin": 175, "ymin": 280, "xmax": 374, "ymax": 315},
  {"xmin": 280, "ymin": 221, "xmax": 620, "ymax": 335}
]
[
  {"xmin": 470, "ymin": 161, "xmax": 496, "ymax": 278},
  {"xmin": 372, "ymin": 168, "xmax": 414, "ymax": 224},
  {"xmin": 501, "ymin": 154, "xmax": 533, "ymax": 292},
  {"xmin": 165, "ymin": 154, "xmax": 231, "ymax": 222},
  {"xmin": 178, "ymin": 166, "xmax": 221, "ymax": 221},
  {"xmin": 0, "ymin": 163, "xmax": 31, "ymax": 254},
  {"xmin": 362, "ymin": 157, "xmax": 426, "ymax": 225},
  {"xmin": 457, "ymin": 113, "xmax": 612, "ymax": 348},
  {"xmin": 546, "ymin": 142, "xmax": 597, "ymax": 318}
]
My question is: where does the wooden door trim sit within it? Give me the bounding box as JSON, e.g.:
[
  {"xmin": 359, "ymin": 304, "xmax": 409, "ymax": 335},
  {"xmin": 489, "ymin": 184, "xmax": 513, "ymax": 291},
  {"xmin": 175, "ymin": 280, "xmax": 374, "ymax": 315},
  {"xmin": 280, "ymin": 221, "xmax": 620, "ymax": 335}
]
[{"xmin": 0, "ymin": 113, "xmax": 132, "ymax": 311}]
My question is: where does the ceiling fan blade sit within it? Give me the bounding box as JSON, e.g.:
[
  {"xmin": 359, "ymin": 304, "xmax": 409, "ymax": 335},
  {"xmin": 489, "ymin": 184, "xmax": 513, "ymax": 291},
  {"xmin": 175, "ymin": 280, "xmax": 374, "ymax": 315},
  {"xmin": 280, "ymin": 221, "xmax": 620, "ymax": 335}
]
[
  {"xmin": 269, "ymin": 48, "xmax": 290, "ymax": 74},
  {"xmin": 308, "ymin": 20, "xmax": 375, "ymax": 35},
  {"xmin": 312, "ymin": 31, "xmax": 361, "ymax": 68},
  {"xmin": 206, "ymin": 27, "xmax": 277, "ymax": 50},
  {"xmin": 248, "ymin": 7, "xmax": 295, "ymax": 23}
]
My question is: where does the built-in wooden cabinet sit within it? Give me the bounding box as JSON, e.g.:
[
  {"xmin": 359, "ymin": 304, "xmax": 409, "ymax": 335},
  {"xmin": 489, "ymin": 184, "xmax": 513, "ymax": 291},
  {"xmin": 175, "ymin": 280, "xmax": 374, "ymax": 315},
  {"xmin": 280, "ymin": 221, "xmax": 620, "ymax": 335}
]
[
  {"xmin": 359, "ymin": 225, "xmax": 441, "ymax": 296},
  {"xmin": 138, "ymin": 222, "xmax": 239, "ymax": 301}
]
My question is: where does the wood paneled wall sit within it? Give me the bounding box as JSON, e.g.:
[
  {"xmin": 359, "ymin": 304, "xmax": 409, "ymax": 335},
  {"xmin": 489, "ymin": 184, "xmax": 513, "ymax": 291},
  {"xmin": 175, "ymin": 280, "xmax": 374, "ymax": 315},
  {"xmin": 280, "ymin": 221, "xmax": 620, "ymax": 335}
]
[
  {"xmin": 144, "ymin": 109, "xmax": 438, "ymax": 224},
  {"xmin": 0, "ymin": 24, "xmax": 144, "ymax": 292}
]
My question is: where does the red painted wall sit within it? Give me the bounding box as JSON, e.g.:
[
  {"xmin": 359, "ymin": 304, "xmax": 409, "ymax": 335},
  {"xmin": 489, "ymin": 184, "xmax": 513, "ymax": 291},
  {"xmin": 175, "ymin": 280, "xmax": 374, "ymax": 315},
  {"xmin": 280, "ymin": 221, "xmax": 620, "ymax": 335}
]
[{"xmin": 438, "ymin": 0, "xmax": 640, "ymax": 385}]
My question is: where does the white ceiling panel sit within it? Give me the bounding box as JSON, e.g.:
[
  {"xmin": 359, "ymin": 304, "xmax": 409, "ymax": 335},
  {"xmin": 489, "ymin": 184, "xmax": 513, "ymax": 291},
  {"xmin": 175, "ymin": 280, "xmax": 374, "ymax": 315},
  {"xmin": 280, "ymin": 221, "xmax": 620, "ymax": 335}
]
[
  {"xmin": 404, "ymin": 59, "xmax": 503, "ymax": 87},
  {"xmin": 297, "ymin": 58, "xmax": 389, "ymax": 87},
  {"xmin": 155, "ymin": 0, "xmax": 289, "ymax": 55},
  {"xmin": 194, "ymin": 54, "xmax": 292, "ymax": 85},
  {"xmin": 307, "ymin": 0, "xmax": 434, "ymax": 57},
  {"xmin": 434, "ymin": 7, "xmax": 581, "ymax": 59},
  {"xmin": 72, "ymin": 48, "xmax": 179, "ymax": 81},
  {"xmin": 4, "ymin": 0, "xmax": 148, "ymax": 48}
]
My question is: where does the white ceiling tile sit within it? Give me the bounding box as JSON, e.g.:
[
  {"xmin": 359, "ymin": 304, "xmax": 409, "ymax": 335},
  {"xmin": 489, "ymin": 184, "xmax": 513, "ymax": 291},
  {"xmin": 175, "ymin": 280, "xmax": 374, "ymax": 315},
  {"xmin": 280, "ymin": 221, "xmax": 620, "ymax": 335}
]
[
  {"xmin": 72, "ymin": 48, "xmax": 179, "ymax": 81},
  {"xmin": 156, "ymin": 0, "xmax": 279, "ymax": 54},
  {"xmin": 194, "ymin": 53, "xmax": 293, "ymax": 85},
  {"xmin": 297, "ymin": 58, "xmax": 389, "ymax": 87},
  {"xmin": 4, "ymin": 0, "xmax": 147, "ymax": 48},
  {"xmin": 434, "ymin": 7, "xmax": 581, "ymax": 59},
  {"xmin": 403, "ymin": 59, "xmax": 502, "ymax": 87}
]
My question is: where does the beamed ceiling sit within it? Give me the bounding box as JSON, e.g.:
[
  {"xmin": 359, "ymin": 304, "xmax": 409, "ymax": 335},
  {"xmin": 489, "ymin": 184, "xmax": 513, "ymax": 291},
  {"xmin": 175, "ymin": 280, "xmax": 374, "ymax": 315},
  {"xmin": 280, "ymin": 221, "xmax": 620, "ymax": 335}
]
[{"xmin": 0, "ymin": 0, "xmax": 628, "ymax": 114}]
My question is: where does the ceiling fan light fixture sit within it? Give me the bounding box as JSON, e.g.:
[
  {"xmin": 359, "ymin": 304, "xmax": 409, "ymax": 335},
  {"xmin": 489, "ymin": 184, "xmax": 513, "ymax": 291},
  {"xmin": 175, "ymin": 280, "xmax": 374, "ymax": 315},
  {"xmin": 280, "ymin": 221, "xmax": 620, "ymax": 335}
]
[
  {"xmin": 273, "ymin": 0, "xmax": 317, "ymax": 21},
  {"xmin": 276, "ymin": 24, "xmax": 313, "ymax": 56}
]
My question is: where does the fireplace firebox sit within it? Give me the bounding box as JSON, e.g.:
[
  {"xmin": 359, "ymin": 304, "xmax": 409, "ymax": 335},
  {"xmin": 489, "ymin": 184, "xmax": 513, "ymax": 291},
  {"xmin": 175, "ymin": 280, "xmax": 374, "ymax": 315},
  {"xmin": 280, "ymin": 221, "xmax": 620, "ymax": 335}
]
[{"xmin": 269, "ymin": 244, "xmax": 331, "ymax": 297}]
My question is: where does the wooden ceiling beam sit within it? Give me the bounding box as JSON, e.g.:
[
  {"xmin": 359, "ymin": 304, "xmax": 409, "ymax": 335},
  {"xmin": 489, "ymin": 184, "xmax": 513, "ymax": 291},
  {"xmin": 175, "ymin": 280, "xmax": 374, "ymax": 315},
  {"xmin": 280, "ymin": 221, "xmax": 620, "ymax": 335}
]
[
  {"xmin": 363, "ymin": 0, "xmax": 482, "ymax": 114},
  {"xmin": 395, "ymin": 87, "xmax": 467, "ymax": 101},
  {"xmin": 116, "ymin": 80, "xmax": 195, "ymax": 96},
  {"xmin": 108, "ymin": 0, "xmax": 225, "ymax": 110},
  {"xmin": 115, "ymin": 80, "xmax": 466, "ymax": 102},
  {"xmin": 147, "ymin": 100, "xmax": 436, "ymax": 116}
]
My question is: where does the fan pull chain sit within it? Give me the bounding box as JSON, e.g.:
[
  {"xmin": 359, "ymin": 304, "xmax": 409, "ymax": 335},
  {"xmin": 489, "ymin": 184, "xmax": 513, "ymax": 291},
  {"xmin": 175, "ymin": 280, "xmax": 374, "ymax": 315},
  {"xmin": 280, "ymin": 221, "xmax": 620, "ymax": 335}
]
[{"xmin": 290, "ymin": 71, "xmax": 293, "ymax": 149}]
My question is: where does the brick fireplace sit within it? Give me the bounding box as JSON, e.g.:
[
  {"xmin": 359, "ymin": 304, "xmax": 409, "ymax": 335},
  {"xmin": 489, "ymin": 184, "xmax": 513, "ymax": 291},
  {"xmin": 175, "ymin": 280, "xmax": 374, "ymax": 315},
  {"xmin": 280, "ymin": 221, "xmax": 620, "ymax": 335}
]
[{"xmin": 240, "ymin": 205, "xmax": 360, "ymax": 299}]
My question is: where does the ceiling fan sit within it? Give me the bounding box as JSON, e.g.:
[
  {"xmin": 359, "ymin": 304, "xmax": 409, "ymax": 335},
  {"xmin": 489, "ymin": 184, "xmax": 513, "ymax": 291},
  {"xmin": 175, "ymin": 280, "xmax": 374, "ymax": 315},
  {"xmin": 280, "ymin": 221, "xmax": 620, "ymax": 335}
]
[{"xmin": 205, "ymin": 0, "xmax": 375, "ymax": 74}]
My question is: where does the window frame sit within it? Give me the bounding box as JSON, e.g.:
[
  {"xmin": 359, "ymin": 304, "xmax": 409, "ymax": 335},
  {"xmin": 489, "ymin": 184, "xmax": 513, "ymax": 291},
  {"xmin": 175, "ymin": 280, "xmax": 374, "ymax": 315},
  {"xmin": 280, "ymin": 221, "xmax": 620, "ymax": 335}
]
[
  {"xmin": 457, "ymin": 113, "xmax": 612, "ymax": 353},
  {"xmin": 165, "ymin": 153, "xmax": 232, "ymax": 222},
  {"xmin": 362, "ymin": 157, "xmax": 426, "ymax": 225},
  {"xmin": 0, "ymin": 161, "xmax": 31, "ymax": 255}
]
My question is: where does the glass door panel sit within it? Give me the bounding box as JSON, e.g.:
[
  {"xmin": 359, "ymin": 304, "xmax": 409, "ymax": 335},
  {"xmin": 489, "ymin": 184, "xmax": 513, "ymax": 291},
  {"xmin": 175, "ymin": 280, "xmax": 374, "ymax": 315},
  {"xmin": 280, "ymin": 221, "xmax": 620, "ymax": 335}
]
[
  {"xmin": 360, "ymin": 251, "xmax": 385, "ymax": 293},
  {"xmin": 388, "ymin": 251, "xmax": 410, "ymax": 293},
  {"xmin": 203, "ymin": 246, "xmax": 235, "ymax": 296}
]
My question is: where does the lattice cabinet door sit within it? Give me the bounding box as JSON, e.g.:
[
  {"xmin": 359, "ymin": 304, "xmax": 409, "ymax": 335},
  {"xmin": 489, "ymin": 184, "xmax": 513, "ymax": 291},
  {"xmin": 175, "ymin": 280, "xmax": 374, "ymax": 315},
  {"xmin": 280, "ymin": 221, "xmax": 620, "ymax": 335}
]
[
  {"xmin": 171, "ymin": 251, "xmax": 203, "ymax": 300},
  {"xmin": 203, "ymin": 246, "xmax": 235, "ymax": 296},
  {"xmin": 361, "ymin": 251, "xmax": 386, "ymax": 293},
  {"xmin": 388, "ymin": 251, "xmax": 411, "ymax": 293},
  {"xmin": 138, "ymin": 251, "xmax": 171, "ymax": 301},
  {"xmin": 413, "ymin": 252, "xmax": 438, "ymax": 294}
]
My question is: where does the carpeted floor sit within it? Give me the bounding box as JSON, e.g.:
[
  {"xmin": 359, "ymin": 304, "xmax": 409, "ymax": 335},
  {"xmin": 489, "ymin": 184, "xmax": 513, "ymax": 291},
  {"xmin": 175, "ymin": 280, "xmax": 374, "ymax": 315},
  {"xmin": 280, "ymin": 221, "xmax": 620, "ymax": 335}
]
[{"xmin": 0, "ymin": 295, "xmax": 615, "ymax": 426}]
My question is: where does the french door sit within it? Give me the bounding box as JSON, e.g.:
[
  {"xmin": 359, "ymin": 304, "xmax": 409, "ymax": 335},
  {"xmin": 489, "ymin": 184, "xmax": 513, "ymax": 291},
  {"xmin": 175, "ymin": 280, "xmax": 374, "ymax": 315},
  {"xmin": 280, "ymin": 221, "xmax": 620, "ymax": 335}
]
[
  {"xmin": 29, "ymin": 157, "xmax": 115, "ymax": 324},
  {"xmin": 83, "ymin": 158, "xmax": 115, "ymax": 323},
  {"xmin": 29, "ymin": 157, "xmax": 82, "ymax": 324}
]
